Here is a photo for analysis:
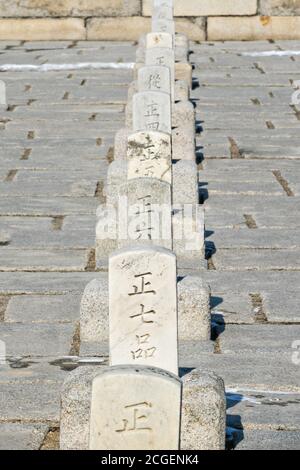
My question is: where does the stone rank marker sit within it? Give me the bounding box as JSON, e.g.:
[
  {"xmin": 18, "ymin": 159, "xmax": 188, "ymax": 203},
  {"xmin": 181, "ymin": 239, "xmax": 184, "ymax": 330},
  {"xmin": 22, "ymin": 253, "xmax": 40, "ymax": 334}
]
[
  {"xmin": 109, "ymin": 247, "xmax": 178, "ymax": 374},
  {"xmin": 127, "ymin": 130, "xmax": 172, "ymax": 184},
  {"xmin": 132, "ymin": 91, "xmax": 171, "ymax": 134},
  {"xmin": 145, "ymin": 48, "xmax": 175, "ymax": 100},
  {"xmin": 138, "ymin": 65, "xmax": 171, "ymax": 95},
  {"xmin": 89, "ymin": 366, "xmax": 181, "ymax": 450}
]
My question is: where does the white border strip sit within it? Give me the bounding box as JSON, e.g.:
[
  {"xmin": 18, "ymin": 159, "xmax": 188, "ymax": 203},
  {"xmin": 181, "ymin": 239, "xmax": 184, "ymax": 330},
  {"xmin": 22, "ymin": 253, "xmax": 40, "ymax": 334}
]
[
  {"xmin": 0, "ymin": 62, "xmax": 135, "ymax": 72},
  {"xmin": 242, "ymin": 50, "xmax": 300, "ymax": 57}
]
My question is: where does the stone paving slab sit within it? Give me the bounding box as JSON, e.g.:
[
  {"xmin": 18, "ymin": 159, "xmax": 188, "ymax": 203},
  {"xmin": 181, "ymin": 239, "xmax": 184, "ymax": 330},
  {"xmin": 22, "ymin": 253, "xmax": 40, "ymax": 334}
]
[
  {"xmin": 5, "ymin": 294, "xmax": 81, "ymax": 323},
  {"xmin": 0, "ymin": 423, "xmax": 49, "ymax": 450},
  {"xmin": 234, "ymin": 430, "xmax": 300, "ymax": 450},
  {"xmin": 0, "ymin": 323, "xmax": 75, "ymax": 357},
  {"xmin": 219, "ymin": 325, "xmax": 300, "ymax": 356}
]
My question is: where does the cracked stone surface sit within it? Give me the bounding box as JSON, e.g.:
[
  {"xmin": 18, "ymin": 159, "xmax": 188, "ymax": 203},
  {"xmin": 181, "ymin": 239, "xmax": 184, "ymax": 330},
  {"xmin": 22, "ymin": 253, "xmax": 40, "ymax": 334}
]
[{"xmin": 0, "ymin": 40, "xmax": 300, "ymax": 450}]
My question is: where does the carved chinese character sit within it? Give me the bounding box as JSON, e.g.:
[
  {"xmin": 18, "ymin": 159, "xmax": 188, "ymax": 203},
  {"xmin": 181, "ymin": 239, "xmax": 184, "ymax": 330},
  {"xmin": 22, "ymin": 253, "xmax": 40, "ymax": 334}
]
[
  {"xmin": 147, "ymin": 73, "xmax": 161, "ymax": 90},
  {"xmin": 128, "ymin": 273, "xmax": 156, "ymax": 296},
  {"xmin": 130, "ymin": 304, "xmax": 156, "ymax": 323},
  {"xmin": 131, "ymin": 334, "xmax": 157, "ymax": 360},
  {"xmin": 135, "ymin": 195, "xmax": 152, "ymax": 215},
  {"xmin": 115, "ymin": 402, "xmax": 152, "ymax": 433}
]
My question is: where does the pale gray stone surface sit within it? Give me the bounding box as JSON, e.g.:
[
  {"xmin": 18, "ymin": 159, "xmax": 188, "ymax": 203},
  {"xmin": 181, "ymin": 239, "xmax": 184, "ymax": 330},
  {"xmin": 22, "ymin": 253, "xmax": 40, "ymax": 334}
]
[
  {"xmin": 172, "ymin": 124, "xmax": 195, "ymax": 161},
  {"xmin": 132, "ymin": 91, "xmax": 171, "ymax": 134},
  {"xmin": 181, "ymin": 369, "xmax": 226, "ymax": 450},
  {"xmin": 0, "ymin": 323, "xmax": 74, "ymax": 357},
  {"xmin": 89, "ymin": 366, "xmax": 181, "ymax": 450},
  {"xmin": 105, "ymin": 160, "xmax": 127, "ymax": 206},
  {"xmin": 172, "ymin": 101, "xmax": 195, "ymax": 128},
  {"xmin": 5, "ymin": 294, "xmax": 81, "ymax": 323},
  {"xmin": 60, "ymin": 366, "xmax": 100, "ymax": 450},
  {"xmin": 114, "ymin": 127, "xmax": 131, "ymax": 161},
  {"xmin": 234, "ymin": 430, "xmax": 300, "ymax": 451},
  {"xmin": 80, "ymin": 278, "xmax": 109, "ymax": 355},
  {"xmin": 178, "ymin": 276, "xmax": 211, "ymax": 341},
  {"xmin": 0, "ymin": 423, "xmax": 48, "ymax": 450},
  {"xmin": 172, "ymin": 160, "xmax": 198, "ymax": 205}
]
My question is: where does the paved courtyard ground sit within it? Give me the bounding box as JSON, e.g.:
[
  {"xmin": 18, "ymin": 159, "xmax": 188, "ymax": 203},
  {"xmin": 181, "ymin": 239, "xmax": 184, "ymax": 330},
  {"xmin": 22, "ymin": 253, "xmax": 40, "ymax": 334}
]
[{"xmin": 0, "ymin": 40, "xmax": 299, "ymax": 450}]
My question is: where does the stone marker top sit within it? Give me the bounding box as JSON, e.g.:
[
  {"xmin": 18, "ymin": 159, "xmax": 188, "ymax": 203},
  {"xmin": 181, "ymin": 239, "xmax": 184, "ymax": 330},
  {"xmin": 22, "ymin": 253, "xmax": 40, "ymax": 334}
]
[
  {"xmin": 89, "ymin": 365, "xmax": 181, "ymax": 450},
  {"xmin": 90, "ymin": 364, "xmax": 181, "ymax": 383},
  {"xmin": 146, "ymin": 32, "xmax": 173, "ymax": 49}
]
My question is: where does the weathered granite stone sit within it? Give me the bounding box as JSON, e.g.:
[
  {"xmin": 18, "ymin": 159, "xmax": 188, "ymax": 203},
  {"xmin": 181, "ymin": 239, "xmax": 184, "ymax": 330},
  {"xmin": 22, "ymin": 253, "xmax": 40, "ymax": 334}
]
[
  {"xmin": 178, "ymin": 276, "xmax": 210, "ymax": 341},
  {"xmin": 175, "ymin": 62, "xmax": 192, "ymax": 87},
  {"xmin": 127, "ymin": 81, "xmax": 138, "ymax": 102},
  {"xmin": 260, "ymin": 0, "xmax": 300, "ymax": 16},
  {"xmin": 114, "ymin": 127, "xmax": 131, "ymax": 161},
  {"xmin": 181, "ymin": 369, "xmax": 226, "ymax": 450},
  {"xmin": 90, "ymin": 366, "xmax": 181, "ymax": 450},
  {"xmin": 175, "ymin": 80, "xmax": 189, "ymax": 101},
  {"xmin": 80, "ymin": 278, "xmax": 108, "ymax": 355},
  {"xmin": 60, "ymin": 365, "xmax": 100, "ymax": 450},
  {"xmin": 172, "ymin": 124, "xmax": 195, "ymax": 161},
  {"xmin": 173, "ymin": 205, "xmax": 205, "ymax": 263},
  {"xmin": 0, "ymin": 0, "xmax": 141, "ymax": 17},
  {"xmin": 172, "ymin": 101, "xmax": 195, "ymax": 128},
  {"xmin": 172, "ymin": 160, "xmax": 198, "ymax": 205},
  {"xmin": 127, "ymin": 130, "xmax": 172, "ymax": 184},
  {"xmin": 105, "ymin": 161, "xmax": 127, "ymax": 206},
  {"xmin": 109, "ymin": 247, "xmax": 178, "ymax": 374},
  {"xmin": 125, "ymin": 100, "xmax": 133, "ymax": 129},
  {"xmin": 95, "ymin": 208, "xmax": 118, "ymax": 270}
]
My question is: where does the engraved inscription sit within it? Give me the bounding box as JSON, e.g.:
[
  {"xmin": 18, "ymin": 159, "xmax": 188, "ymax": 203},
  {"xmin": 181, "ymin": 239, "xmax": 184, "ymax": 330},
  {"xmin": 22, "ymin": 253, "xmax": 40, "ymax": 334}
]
[
  {"xmin": 144, "ymin": 102, "xmax": 160, "ymax": 131},
  {"xmin": 115, "ymin": 402, "xmax": 152, "ymax": 433},
  {"xmin": 128, "ymin": 272, "xmax": 156, "ymax": 296}
]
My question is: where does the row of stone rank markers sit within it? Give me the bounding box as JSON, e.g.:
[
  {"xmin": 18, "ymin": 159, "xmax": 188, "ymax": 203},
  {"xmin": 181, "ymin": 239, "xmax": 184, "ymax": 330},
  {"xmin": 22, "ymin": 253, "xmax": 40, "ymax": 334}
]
[{"xmin": 60, "ymin": 0, "xmax": 226, "ymax": 451}]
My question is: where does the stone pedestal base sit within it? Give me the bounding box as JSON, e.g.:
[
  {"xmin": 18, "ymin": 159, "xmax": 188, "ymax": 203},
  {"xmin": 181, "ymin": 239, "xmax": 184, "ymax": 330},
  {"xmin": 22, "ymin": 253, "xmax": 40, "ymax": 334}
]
[{"xmin": 60, "ymin": 366, "xmax": 225, "ymax": 450}]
